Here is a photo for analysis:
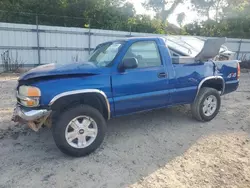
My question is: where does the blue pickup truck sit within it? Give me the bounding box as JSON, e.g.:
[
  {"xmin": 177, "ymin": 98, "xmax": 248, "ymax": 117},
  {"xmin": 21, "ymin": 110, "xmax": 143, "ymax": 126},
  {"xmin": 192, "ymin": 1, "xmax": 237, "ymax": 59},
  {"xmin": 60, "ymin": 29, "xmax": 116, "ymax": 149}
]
[{"xmin": 12, "ymin": 37, "xmax": 240, "ymax": 157}]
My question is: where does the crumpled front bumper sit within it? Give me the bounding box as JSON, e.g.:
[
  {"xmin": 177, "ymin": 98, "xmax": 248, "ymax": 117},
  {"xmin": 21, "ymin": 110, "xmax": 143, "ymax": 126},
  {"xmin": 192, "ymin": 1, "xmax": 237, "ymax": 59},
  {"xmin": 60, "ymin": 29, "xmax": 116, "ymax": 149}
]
[
  {"xmin": 12, "ymin": 105, "xmax": 52, "ymax": 131},
  {"xmin": 12, "ymin": 105, "xmax": 51, "ymax": 122}
]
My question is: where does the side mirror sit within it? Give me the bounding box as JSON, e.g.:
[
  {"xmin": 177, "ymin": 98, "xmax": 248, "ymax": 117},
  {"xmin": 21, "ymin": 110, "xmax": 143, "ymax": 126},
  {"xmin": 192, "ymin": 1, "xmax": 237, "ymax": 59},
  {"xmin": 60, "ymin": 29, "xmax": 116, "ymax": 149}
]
[{"xmin": 119, "ymin": 57, "xmax": 138, "ymax": 72}]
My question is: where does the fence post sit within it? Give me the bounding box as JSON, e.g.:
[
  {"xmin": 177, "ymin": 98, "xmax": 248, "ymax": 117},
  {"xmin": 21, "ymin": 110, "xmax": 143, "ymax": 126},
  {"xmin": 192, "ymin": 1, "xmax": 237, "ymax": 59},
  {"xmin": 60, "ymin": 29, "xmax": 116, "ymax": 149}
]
[
  {"xmin": 88, "ymin": 27, "xmax": 91, "ymax": 54},
  {"xmin": 88, "ymin": 19, "xmax": 91, "ymax": 54},
  {"xmin": 237, "ymin": 39, "xmax": 242, "ymax": 60},
  {"xmin": 36, "ymin": 15, "xmax": 41, "ymax": 65}
]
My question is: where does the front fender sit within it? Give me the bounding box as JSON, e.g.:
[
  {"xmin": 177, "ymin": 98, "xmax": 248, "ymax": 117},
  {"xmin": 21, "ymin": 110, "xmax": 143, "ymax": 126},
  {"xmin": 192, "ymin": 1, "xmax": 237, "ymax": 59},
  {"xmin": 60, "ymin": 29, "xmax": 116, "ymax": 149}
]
[{"xmin": 49, "ymin": 89, "xmax": 111, "ymax": 119}]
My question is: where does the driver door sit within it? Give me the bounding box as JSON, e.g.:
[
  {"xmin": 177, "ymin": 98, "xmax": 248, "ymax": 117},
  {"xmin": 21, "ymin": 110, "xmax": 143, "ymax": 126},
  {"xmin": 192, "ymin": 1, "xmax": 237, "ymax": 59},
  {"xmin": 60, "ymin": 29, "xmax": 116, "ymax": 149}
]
[{"xmin": 112, "ymin": 40, "xmax": 170, "ymax": 116}]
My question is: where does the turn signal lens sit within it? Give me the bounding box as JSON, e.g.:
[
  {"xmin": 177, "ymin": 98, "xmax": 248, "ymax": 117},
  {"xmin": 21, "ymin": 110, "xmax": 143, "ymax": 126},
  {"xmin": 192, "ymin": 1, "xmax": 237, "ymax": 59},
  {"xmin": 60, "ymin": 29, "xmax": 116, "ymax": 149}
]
[
  {"xmin": 26, "ymin": 100, "xmax": 36, "ymax": 106},
  {"xmin": 19, "ymin": 97, "xmax": 40, "ymax": 107},
  {"xmin": 27, "ymin": 87, "xmax": 41, "ymax": 97},
  {"xmin": 237, "ymin": 62, "xmax": 241, "ymax": 79}
]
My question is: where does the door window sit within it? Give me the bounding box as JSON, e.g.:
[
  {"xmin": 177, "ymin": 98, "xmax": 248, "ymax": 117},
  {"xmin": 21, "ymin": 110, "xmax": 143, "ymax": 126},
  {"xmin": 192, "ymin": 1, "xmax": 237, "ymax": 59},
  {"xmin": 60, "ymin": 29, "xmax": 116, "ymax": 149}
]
[{"xmin": 123, "ymin": 41, "xmax": 162, "ymax": 68}]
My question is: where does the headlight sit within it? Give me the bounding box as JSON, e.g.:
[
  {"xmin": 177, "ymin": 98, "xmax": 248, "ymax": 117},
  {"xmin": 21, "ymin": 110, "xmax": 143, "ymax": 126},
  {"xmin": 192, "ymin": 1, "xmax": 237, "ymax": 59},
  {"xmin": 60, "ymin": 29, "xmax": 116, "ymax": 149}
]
[
  {"xmin": 18, "ymin": 86, "xmax": 41, "ymax": 107},
  {"xmin": 19, "ymin": 86, "xmax": 41, "ymax": 97}
]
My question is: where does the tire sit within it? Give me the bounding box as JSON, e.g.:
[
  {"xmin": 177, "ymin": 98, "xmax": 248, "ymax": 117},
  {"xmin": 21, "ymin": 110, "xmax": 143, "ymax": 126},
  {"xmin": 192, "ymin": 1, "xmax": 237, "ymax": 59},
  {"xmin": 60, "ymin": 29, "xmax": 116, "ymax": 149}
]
[
  {"xmin": 52, "ymin": 104, "xmax": 107, "ymax": 157},
  {"xmin": 191, "ymin": 87, "xmax": 221, "ymax": 122}
]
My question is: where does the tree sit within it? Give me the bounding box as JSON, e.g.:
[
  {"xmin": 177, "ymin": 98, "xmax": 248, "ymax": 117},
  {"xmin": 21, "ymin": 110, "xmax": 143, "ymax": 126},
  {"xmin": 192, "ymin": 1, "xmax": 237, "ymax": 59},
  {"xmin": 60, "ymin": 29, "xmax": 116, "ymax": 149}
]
[
  {"xmin": 191, "ymin": 0, "xmax": 216, "ymax": 20},
  {"xmin": 185, "ymin": 1, "xmax": 250, "ymax": 38},
  {"xmin": 190, "ymin": 0, "xmax": 247, "ymax": 21},
  {"xmin": 221, "ymin": 0, "xmax": 249, "ymax": 18},
  {"xmin": 177, "ymin": 12, "xmax": 185, "ymax": 27},
  {"xmin": 0, "ymin": 0, "xmax": 171, "ymax": 34},
  {"xmin": 143, "ymin": 0, "xmax": 184, "ymax": 23}
]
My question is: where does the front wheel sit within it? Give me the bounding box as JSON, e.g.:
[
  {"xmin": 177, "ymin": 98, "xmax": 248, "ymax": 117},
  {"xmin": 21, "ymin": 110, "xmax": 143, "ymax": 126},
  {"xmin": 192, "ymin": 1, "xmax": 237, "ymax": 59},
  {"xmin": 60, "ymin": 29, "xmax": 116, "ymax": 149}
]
[
  {"xmin": 52, "ymin": 105, "xmax": 107, "ymax": 157},
  {"xmin": 191, "ymin": 87, "xmax": 221, "ymax": 122}
]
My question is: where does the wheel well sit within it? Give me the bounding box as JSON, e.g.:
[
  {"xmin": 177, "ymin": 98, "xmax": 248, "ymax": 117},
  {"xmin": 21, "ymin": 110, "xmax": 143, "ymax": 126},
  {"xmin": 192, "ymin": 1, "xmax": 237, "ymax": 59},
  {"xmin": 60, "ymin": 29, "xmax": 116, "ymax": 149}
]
[
  {"xmin": 201, "ymin": 79, "xmax": 224, "ymax": 92},
  {"xmin": 50, "ymin": 93, "xmax": 109, "ymax": 120}
]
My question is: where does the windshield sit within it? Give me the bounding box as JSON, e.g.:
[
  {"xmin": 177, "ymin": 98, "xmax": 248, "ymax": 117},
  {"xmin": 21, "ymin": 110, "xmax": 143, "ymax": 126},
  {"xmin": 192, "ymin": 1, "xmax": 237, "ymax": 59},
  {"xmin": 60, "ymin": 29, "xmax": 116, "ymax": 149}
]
[{"xmin": 88, "ymin": 42, "xmax": 124, "ymax": 67}]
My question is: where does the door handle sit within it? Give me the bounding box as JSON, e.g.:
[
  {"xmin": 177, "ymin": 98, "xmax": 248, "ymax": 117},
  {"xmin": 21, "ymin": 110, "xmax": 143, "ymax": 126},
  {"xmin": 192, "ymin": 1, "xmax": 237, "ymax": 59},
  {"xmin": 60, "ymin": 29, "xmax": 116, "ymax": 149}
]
[{"xmin": 158, "ymin": 72, "xmax": 167, "ymax": 78}]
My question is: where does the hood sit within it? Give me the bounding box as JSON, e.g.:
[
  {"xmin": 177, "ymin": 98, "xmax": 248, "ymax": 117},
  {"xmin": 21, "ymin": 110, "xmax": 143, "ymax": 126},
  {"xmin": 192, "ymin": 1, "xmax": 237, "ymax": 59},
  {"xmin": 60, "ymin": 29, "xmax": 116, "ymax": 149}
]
[
  {"xmin": 166, "ymin": 36, "xmax": 233, "ymax": 61},
  {"xmin": 194, "ymin": 38, "xmax": 227, "ymax": 61},
  {"xmin": 19, "ymin": 62, "xmax": 102, "ymax": 81}
]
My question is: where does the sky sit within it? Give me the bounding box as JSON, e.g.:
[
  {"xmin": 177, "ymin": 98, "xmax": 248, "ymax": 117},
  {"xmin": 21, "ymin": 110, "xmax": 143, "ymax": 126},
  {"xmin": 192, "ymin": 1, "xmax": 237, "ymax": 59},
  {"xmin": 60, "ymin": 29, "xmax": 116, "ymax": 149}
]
[{"xmin": 128, "ymin": 0, "xmax": 198, "ymax": 26}]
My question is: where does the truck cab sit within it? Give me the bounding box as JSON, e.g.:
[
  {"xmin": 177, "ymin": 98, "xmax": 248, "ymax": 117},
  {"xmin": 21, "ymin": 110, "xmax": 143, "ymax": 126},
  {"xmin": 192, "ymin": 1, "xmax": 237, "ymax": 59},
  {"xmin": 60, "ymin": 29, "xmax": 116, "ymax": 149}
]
[{"xmin": 12, "ymin": 37, "xmax": 240, "ymax": 157}]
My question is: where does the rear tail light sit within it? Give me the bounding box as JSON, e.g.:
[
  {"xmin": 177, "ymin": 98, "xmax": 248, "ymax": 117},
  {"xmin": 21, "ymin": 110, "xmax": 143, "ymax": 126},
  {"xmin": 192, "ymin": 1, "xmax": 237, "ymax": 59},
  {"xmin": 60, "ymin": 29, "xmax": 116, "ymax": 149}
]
[{"xmin": 237, "ymin": 62, "xmax": 241, "ymax": 79}]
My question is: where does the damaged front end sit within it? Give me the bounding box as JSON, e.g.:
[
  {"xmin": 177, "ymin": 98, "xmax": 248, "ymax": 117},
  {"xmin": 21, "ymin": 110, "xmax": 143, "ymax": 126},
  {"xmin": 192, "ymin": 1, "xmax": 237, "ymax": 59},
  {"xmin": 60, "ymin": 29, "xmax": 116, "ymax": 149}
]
[
  {"xmin": 11, "ymin": 59, "xmax": 103, "ymax": 132},
  {"xmin": 12, "ymin": 84, "xmax": 52, "ymax": 132},
  {"xmin": 12, "ymin": 105, "xmax": 52, "ymax": 132}
]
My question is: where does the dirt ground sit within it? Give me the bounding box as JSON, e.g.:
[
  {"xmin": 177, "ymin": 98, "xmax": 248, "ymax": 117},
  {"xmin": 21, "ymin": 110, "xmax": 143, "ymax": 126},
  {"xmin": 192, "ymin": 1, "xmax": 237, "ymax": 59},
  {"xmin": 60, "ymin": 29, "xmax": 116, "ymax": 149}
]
[{"xmin": 0, "ymin": 73, "xmax": 250, "ymax": 188}]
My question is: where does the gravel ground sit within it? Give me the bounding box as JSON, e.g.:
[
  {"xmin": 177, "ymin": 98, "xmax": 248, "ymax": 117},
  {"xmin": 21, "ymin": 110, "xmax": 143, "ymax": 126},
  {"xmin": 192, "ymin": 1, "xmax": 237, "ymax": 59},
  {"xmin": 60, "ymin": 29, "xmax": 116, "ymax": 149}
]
[{"xmin": 0, "ymin": 73, "xmax": 250, "ymax": 188}]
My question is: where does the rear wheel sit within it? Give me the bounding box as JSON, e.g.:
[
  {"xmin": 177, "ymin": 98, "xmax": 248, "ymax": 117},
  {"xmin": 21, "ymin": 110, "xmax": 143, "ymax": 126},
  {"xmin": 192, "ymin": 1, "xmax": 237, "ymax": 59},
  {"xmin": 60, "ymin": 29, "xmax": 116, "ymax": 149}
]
[
  {"xmin": 191, "ymin": 87, "xmax": 221, "ymax": 122},
  {"xmin": 52, "ymin": 105, "xmax": 107, "ymax": 157}
]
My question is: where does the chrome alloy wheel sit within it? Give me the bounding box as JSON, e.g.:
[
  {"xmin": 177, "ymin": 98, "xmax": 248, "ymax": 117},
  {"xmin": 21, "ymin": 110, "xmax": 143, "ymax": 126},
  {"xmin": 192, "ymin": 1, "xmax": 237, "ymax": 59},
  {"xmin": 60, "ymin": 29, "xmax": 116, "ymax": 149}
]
[
  {"xmin": 202, "ymin": 95, "xmax": 217, "ymax": 117},
  {"xmin": 65, "ymin": 116, "xmax": 98, "ymax": 149}
]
